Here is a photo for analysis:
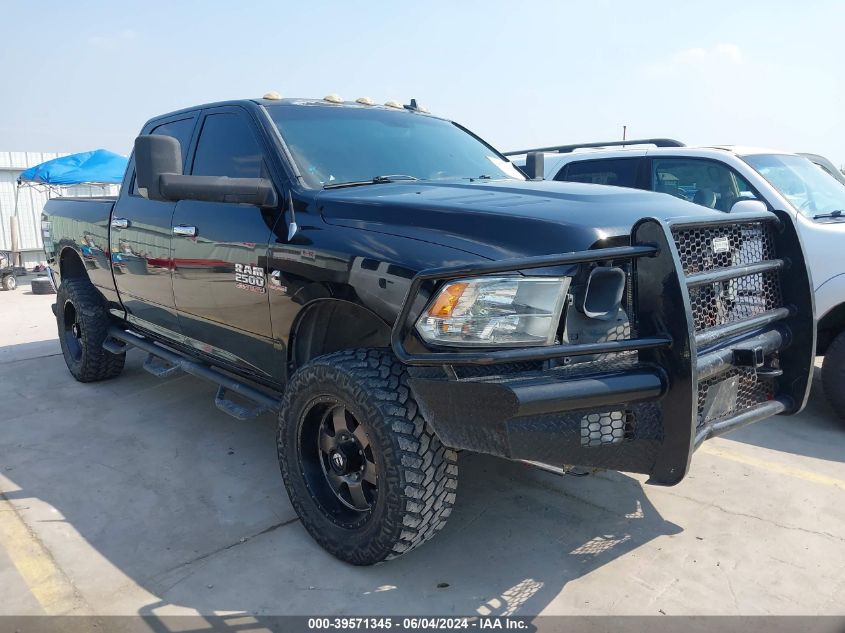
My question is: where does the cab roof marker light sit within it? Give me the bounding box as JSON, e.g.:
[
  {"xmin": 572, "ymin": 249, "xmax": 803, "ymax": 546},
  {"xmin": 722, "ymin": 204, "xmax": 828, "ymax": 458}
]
[
  {"xmin": 384, "ymin": 100, "xmax": 403, "ymax": 109},
  {"xmin": 323, "ymin": 94, "xmax": 343, "ymax": 103},
  {"xmin": 355, "ymin": 97, "xmax": 375, "ymax": 105},
  {"xmin": 263, "ymin": 91, "xmax": 283, "ymax": 100}
]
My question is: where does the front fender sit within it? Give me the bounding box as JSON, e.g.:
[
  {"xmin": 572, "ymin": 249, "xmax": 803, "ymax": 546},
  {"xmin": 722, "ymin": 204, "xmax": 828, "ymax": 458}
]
[{"xmin": 815, "ymin": 272, "xmax": 845, "ymax": 323}]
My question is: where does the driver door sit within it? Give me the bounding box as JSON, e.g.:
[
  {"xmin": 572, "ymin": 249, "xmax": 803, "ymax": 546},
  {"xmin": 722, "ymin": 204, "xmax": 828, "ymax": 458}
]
[{"xmin": 171, "ymin": 106, "xmax": 283, "ymax": 381}]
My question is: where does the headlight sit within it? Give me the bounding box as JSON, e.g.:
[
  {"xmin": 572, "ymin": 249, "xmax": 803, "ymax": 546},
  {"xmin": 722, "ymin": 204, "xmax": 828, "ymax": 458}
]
[{"xmin": 415, "ymin": 276, "xmax": 570, "ymax": 347}]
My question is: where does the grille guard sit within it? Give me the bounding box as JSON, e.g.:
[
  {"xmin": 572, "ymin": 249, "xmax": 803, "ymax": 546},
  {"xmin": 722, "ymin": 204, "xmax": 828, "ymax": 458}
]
[{"xmin": 391, "ymin": 211, "xmax": 815, "ymax": 485}]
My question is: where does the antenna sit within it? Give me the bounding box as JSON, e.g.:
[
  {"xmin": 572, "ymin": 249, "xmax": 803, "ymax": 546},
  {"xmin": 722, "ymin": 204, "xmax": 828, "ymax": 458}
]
[{"xmin": 286, "ymin": 190, "xmax": 298, "ymax": 241}]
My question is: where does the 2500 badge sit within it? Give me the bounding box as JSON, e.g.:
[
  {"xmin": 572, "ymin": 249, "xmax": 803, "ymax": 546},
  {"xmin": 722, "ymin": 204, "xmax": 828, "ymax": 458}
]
[{"xmin": 234, "ymin": 263, "xmax": 266, "ymax": 294}]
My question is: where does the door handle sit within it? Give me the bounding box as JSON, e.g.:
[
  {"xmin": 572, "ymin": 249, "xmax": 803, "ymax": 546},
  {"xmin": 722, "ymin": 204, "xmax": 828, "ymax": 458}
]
[
  {"xmin": 111, "ymin": 218, "xmax": 129, "ymax": 229},
  {"xmin": 173, "ymin": 225, "xmax": 197, "ymax": 237}
]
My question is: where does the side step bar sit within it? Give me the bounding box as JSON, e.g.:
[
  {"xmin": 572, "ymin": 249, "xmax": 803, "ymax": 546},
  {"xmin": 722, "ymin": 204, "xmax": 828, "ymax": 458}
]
[{"xmin": 104, "ymin": 327, "xmax": 280, "ymax": 420}]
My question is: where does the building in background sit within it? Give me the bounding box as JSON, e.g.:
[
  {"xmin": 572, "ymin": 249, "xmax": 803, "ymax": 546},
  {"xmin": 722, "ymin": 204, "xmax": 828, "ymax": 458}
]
[{"xmin": 0, "ymin": 152, "xmax": 119, "ymax": 267}]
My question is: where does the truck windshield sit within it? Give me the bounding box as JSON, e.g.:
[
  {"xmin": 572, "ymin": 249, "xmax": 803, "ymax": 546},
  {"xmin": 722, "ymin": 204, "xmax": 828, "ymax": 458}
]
[
  {"xmin": 265, "ymin": 105, "xmax": 525, "ymax": 188},
  {"xmin": 744, "ymin": 153, "xmax": 845, "ymax": 219}
]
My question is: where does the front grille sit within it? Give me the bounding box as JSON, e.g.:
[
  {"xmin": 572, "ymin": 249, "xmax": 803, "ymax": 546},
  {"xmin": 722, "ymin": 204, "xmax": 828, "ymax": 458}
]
[
  {"xmin": 688, "ymin": 270, "xmax": 783, "ymax": 331},
  {"xmin": 673, "ymin": 221, "xmax": 784, "ymax": 333},
  {"xmin": 674, "ymin": 218, "xmax": 786, "ymax": 436},
  {"xmin": 696, "ymin": 367, "xmax": 775, "ymax": 431},
  {"xmin": 674, "ymin": 221, "xmax": 777, "ymax": 274},
  {"xmin": 580, "ymin": 410, "xmax": 635, "ymax": 447}
]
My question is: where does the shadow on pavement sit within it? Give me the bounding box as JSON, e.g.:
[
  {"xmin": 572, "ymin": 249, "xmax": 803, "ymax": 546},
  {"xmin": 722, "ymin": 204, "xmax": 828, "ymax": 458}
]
[
  {"xmin": 1, "ymin": 351, "xmax": 681, "ymax": 620},
  {"xmin": 0, "ymin": 339, "xmax": 61, "ymax": 364},
  {"xmin": 725, "ymin": 366, "xmax": 843, "ymax": 463}
]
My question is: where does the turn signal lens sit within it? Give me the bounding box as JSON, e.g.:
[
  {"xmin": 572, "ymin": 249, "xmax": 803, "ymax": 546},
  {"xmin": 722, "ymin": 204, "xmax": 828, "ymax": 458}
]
[{"xmin": 427, "ymin": 282, "xmax": 468, "ymax": 317}]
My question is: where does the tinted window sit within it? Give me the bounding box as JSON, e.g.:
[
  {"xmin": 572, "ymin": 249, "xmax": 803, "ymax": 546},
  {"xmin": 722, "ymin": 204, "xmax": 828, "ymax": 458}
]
[
  {"xmin": 151, "ymin": 118, "xmax": 195, "ymax": 157},
  {"xmin": 191, "ymin": 112, "xmax": 263, "ymax": 178},
  {"xmin": 652, "ymin": 158, "xmax": 757, "ymax": 212},
  {"xmin": 556, "ymin": 158, "xmax": 638, "ymax": 187},
  {"xmin": 131, "ymin": 117, "xmax": 195, "ymax": 195}
]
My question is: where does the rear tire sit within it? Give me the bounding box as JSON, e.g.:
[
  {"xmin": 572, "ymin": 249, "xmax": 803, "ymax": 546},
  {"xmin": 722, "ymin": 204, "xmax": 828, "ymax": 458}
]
[
  {"xmin": 822, "ymin": 331, "xmax": 845, "ymax": 421},
  {"xmin": 1, "ymin": 274, "xmax": 16, "ymax": 291},
  {"xmin": 31, "ymin": 276, "xmax": 55, "ymax": 295},
  {"xmin": 278, "ymin": 349, "xmax": 458, "ymax": 565},
  {"xmin": 56, "ymin": 278, "xmax": 125, "ymax": 382}
]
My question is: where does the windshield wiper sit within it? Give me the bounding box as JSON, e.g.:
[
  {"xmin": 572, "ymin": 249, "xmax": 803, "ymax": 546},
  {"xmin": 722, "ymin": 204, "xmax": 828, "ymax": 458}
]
[
  {"xmin": 813, "ymin": 210, "xmax": 844, "ymax": 219},
  {"xmin": 323, "ymin": 174, "xmax": 418, "ymax": 189},
  {"xmin": 456, "ymin": 175, "xmax": 495, "ymax": 181},
  {"xmin": 373, "ymin": 174, "xmax": 418, "ymax": 183}
]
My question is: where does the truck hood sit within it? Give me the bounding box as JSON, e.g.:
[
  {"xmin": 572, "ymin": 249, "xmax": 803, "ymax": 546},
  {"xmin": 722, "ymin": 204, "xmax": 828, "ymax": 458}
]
[{"xmin": 317, "ymin": 179, "xmax": 718, "ymax": 260}]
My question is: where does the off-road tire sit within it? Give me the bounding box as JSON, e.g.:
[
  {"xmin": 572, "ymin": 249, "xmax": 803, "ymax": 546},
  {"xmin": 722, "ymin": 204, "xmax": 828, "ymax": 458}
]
[
  {"xmin": 822, "ymin": 331, "xmax": 845, "ymax": 421},
  {"xmin": 278, "ymin": 348, "xmax": 458, "ymax": 565},
  {"xmin": 1, "ymin": 274, "xmax": 16, "ymax": 291},
  {"xmin": 56, "ymin": 278, "xmax": 125, "ymax": 382},
  {"xmin": 31, "ymin": 276, "xmax": 55, "ymax": 295}
]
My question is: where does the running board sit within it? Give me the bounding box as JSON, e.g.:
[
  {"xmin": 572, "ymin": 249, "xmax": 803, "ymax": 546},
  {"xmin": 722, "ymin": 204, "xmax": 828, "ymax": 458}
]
[
  {"xmin": 143, "ymin": 353, "xmax": 182, "ymax": 378},
  {"xmin": 214, "ymin": 386, "xmax": 271, "ymax": 420},
  {"xmin": 102, "ymin": 338, "xmax": 129, "ymax": 355},
  {"xmin": 103, "ymin": 326, "xmax": 281, "ymax": 419}
]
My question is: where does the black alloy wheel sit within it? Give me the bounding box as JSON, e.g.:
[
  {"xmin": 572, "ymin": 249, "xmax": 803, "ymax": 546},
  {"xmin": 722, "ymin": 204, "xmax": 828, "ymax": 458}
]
[{"xmin": 304, "ymin": 399, "xmax": 379, "ymax": 521}]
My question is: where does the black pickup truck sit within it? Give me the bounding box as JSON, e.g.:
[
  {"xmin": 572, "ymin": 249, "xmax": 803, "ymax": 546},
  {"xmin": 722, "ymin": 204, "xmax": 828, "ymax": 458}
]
[{"xmin": 42, "ymin": 95, "xmax": 815, "ymax": 565}]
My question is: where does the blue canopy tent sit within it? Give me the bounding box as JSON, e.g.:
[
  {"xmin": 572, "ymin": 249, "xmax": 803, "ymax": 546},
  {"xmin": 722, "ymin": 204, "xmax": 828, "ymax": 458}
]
[
  {"xmin": 17, "ymin": 149, "xmax": 127, "ymax": 187},
  {"xmin": 9, "ymin": 149, "xmax": 128, "ymax": 265}
]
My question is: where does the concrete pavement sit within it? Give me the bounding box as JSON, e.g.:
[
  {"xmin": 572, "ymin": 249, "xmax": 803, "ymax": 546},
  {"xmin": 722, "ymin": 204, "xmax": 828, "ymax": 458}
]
[{"xmin": 1, "ymin": 279, "xmax": 843, "ymax": 618}]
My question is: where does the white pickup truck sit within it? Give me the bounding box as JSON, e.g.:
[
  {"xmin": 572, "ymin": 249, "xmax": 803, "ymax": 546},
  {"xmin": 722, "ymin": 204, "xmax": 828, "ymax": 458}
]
[{"xmin": 508, "ymin": 140, "xmax": 845, "ymax": 421}]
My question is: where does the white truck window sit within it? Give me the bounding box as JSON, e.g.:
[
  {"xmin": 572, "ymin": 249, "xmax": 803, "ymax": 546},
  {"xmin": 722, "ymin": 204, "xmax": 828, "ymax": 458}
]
[{"xmin": 652, "ymin": 158, "xmax": 757, "ymax": 212}]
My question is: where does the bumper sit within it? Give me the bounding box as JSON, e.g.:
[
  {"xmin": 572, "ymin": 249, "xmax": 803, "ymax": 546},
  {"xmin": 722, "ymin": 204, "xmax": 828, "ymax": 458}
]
[{"xmin": 392, "ymin": 211, "xmax": 814, "ymax": 485}]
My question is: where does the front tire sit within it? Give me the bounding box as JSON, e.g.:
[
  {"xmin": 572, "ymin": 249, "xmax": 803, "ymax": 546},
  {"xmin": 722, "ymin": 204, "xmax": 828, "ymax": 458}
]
[
  {"xmin": 1, "ymin": 274, "xmax": 15, "ymax": 291},
  {"xmin": 56, "ymin": 278, "xmax": 125, "ymax": 382},
  {"xmin": 278, "ymin": 349, "xmax": 458, "ymax": 565},
  {"xmin": 822, "ymin": 331, "xmax": 845, "ymax": 421}
]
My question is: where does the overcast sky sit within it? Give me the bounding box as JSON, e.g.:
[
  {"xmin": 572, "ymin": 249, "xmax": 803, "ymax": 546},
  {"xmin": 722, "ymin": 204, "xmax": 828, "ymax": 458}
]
[{"xmin": 1, "ymin": 0, "xmax": 842, "ymax": 167}]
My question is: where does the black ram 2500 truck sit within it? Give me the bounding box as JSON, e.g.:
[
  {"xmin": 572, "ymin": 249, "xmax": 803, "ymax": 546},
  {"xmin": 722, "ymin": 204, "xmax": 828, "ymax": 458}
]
[{"xmin": 42, "ymin": 96, "xmax": 815, "ymax": 565}]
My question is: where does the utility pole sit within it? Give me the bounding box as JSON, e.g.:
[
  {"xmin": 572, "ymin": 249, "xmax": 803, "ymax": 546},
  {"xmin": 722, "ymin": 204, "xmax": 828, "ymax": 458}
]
[{"xmin": 622, "ymin": 125, "xmax": 627, "ymax": 142}]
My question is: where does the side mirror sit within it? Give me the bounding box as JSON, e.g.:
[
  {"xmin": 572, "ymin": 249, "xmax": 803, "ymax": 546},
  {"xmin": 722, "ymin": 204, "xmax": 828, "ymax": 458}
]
[
  {"xmin": 159, "ymin": 174, "xmax": 278, "ymax": 208},
  {"xmin": 524, "ymin": 152, "xmax": 545, "ymax": 180},
  {"xmin": 134, "ymin": 135, "xmax": 182, "ymax": 201},
  {"xmin": 133, "ymin": 134, "xmax": 278, "ymax": 208},
  {"xmin": 730, "ymin": 199, "xmax": 768, "ymax": 214}
]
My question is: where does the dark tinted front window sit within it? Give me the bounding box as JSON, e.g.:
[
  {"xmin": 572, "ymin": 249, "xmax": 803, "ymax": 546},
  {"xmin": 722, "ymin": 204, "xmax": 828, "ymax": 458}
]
[
  {"xmin": 191, "ymin": 112, "xmax": 263, "ymax": 178},
  {"xmin": 132, "ymin": 117, "xmax": 195, "ymax": 195},
  {"xmin": 556, "ymin": 158, "xmax": 639, "ymax": 187},
  {"xmin": 266, "ymin": 105, "xmax": 524, "ymax": 188},
  {"xmin": 152, "ymin": 118, "xmax": 195, "ymax": 158}
]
